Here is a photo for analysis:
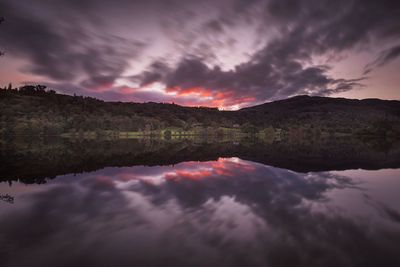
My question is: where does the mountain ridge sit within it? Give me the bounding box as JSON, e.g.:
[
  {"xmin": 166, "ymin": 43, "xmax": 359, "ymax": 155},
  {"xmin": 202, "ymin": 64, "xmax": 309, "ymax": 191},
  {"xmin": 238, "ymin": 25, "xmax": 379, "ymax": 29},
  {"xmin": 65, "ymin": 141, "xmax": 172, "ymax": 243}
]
[{"xmin": 1, "ymin": 86, "xmax": 400, "ymax": 137}]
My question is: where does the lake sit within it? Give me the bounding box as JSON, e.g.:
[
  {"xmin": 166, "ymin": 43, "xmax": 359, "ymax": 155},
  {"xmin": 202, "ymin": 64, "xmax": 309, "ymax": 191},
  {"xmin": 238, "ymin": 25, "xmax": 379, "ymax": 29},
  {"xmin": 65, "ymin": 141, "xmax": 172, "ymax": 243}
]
[{"xmin": 1, "ymin": 137, "xmax": 400, "ymax": 267}]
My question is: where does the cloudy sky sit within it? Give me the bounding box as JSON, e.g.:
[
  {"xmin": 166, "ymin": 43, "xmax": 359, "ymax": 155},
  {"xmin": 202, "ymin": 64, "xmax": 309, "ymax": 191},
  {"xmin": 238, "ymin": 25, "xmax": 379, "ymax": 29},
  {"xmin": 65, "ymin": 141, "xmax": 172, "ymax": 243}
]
[{"xmin": 0, "ymin": 0, "xmax": 399, "ymax": 109}]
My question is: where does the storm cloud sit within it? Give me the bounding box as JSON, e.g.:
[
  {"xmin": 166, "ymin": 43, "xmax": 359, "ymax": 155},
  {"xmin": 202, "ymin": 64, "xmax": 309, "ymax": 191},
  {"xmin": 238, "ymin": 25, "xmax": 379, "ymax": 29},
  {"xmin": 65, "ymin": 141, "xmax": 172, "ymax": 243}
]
[
  {"xmin": 0, "ymin": 0, "xmax": 399, "ymax": 108},
  {"xmin": 136, "ymin": 0, "xmax": 400, "ymax": 104}
]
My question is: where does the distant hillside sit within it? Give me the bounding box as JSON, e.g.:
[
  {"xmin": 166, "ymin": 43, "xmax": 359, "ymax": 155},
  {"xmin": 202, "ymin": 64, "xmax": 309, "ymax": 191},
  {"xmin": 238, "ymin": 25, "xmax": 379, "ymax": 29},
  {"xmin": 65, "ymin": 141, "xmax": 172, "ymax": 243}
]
[
  {"xmin": 239, "ymin": 95, "xmax": 400, "ymax": 136},
  {"xmin": 1, "ymin": 86, "xmax": 399, "ymax": 138}
]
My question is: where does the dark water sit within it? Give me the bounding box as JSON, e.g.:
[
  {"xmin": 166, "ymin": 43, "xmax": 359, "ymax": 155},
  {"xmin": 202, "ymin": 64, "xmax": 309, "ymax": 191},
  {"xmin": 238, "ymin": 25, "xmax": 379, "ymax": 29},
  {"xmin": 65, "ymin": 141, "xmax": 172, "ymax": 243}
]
[{"xmin": 1, "ymin": 138, "xmax": 400, "ymax": 267}]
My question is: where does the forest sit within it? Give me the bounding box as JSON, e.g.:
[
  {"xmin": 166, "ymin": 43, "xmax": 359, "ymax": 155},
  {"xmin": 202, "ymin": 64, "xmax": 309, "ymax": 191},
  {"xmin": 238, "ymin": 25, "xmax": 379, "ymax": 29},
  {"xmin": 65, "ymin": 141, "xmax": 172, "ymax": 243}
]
[{"xmin": 1, "ymin": 84, "xmax": 400, "ymax": 139}]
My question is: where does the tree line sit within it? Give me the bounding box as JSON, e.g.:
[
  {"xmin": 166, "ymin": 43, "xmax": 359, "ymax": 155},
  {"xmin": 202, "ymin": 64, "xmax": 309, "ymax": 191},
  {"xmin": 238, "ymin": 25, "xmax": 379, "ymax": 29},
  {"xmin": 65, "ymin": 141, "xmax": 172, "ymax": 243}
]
[{"xmin": 1, "ymin": 85, "xmax": 399, "ymax": 138}]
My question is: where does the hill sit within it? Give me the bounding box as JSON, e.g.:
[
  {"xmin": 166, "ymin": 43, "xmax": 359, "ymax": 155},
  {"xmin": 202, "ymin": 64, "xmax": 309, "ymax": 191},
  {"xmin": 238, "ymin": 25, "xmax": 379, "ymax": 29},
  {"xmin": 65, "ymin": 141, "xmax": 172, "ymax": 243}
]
[
  {"xmin": 1, "ymin": 86, "xmax": 399, "ymax": 138},
  {"xmin": 239, "ymin": 95, "xmax": 400, "ymax": 137}
]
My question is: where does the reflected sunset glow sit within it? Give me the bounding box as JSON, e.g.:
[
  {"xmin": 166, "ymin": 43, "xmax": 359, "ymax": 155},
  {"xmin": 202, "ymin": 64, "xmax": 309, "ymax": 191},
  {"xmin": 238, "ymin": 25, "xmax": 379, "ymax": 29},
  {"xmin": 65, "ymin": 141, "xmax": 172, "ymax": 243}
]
[{"xmin": 102, "ymin": 158, "xmax": 256, "ymax": 185}]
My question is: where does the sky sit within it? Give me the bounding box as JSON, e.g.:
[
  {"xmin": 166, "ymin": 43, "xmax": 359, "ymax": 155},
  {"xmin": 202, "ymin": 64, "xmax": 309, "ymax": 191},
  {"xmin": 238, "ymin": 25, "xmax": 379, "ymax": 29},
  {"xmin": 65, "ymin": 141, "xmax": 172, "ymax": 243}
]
[{"xmin": 0, "ymin": 0, "xmax": 399, "ymax": 109}]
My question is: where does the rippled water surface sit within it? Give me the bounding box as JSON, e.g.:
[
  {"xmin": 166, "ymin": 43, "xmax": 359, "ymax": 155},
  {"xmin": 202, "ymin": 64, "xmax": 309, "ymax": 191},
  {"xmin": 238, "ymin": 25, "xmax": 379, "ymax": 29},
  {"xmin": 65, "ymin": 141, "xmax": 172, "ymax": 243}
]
[{"xmin": 1, "ymin": 139, "xmax": 400, "ymax": 267}]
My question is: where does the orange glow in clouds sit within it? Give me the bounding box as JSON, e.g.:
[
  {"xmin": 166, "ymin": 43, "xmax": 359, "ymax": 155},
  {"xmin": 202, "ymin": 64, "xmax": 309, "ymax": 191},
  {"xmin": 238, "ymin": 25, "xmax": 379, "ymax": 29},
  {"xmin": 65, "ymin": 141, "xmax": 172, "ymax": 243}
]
[
  {"xmin": 165, "ymin": 86, "xmax": 256, "ymax": 110},
  {"xmin": 166, "ymin": 86, "xmax": 213, "ymax": 98},
  {"xmin": 113, "ymin": 83, "xmax": 257, "ymax": 110}
]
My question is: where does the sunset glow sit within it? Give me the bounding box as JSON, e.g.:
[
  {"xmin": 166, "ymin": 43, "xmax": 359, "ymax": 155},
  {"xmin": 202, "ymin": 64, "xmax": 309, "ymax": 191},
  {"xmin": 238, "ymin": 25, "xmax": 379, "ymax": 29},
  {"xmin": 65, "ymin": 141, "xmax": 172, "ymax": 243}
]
[{"xmin": 1, "ymin": 0, "xmax": 399, "ymax": 109}]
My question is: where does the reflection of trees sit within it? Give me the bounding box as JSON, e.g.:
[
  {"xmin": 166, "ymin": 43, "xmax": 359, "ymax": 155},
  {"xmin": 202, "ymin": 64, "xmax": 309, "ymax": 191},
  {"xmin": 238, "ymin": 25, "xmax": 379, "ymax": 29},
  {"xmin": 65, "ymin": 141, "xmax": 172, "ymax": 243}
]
[{"xmin": 1, "ymin": 136, "xmax": 400, "ymax": 184}]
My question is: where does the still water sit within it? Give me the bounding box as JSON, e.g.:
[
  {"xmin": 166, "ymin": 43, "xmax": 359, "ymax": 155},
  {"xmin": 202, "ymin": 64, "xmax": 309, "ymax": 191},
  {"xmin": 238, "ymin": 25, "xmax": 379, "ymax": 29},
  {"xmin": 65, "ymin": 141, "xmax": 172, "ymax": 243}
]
[{"xmin": 1, "ymin": 138, "xmax": 400, "ymax": 267}]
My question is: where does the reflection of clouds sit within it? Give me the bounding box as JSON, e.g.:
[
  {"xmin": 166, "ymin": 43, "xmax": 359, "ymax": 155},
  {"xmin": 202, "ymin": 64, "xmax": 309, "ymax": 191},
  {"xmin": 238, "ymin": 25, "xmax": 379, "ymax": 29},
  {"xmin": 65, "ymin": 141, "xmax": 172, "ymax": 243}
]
[
  {"xmin": 94, "ymin": 157, "xmax": 257, "ymax": 186},
  {"xmin": 1, "ymin": 159, "xmax": 400, "ymax": 267},
  {"xmin": 1, "ymin": 183, "xmax": 269, "ymax": 266}
]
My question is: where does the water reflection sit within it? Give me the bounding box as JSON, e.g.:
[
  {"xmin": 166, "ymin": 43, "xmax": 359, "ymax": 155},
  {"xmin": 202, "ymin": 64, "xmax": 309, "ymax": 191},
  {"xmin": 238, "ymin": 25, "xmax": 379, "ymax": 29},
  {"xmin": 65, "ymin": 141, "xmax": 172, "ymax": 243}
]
[
  {"xmin": 1, "ymin": 157, "xmax": 400, "ymax": 267},
  {"xmin": 2, "ymin": 137, "xmax": 400, "ymax": 185}
]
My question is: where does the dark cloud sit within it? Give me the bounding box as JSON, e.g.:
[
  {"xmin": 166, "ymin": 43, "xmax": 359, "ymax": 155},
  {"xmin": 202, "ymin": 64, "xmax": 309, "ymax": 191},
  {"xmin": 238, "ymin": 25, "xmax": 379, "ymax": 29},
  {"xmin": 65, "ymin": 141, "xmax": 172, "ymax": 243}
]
[
  {"xmin": 136, "ymin": 0, "xmax": 400, "ymax": 103},
  {"xmin": 0, "ymin": 0, "xmax": 147, "ymax": 86},
  {"xmin": 133, "ymin": 60, "xmax": 171, "ymax": 87},
  {"xmin": 139, "ymin": 56, "xmax": 362, "ymax": 103},
  {"xmin": 1, "ymin": 0, "xmax": 399, "ymax": 105},
  {"xmin": 364, "ymin": 45, "xmax": 400, "ymax": 74},
  {"xmin": 203, "ymin": 20, "xmax": 225, "ymax": 34}
]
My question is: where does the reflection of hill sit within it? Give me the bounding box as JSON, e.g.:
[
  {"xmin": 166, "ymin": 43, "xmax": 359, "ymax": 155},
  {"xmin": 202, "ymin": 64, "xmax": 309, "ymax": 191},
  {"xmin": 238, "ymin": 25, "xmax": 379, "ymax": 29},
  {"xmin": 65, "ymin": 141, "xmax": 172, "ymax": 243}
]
[
  {"xmin": 236, "ymin": 137, "xmax": 400, "ymax": 172},
  {"xmin": 1, "ymin": 137, "xmax": 400, "ymax": 183}
]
